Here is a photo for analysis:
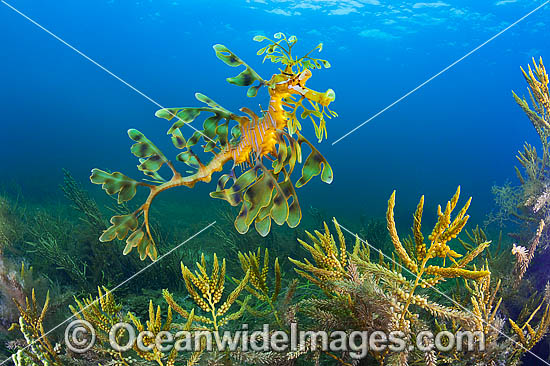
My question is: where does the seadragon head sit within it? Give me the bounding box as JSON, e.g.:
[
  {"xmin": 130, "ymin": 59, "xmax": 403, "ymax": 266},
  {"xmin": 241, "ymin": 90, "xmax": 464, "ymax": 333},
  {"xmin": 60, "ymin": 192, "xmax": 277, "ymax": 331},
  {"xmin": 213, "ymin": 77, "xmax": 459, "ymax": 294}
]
[
  {"xmin": 214, "ymin": 32, "xmax": 337, "ymax": 142},
  {"xmin": 268, "ymin": 69, "xmax": 336, "ymax": 141},
  {"xmin": 270, "ymin": 69, "xmax": 336, "ymax": 107},
  {"xmin": 262, "ymin": 34, "xmax": 337, "ymax": 141}
]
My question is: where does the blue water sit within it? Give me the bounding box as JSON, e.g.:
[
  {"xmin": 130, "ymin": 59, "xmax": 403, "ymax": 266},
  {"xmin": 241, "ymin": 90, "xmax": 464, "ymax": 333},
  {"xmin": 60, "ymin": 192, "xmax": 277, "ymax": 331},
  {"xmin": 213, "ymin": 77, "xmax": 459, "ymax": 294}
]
[{"xmin": 2, "ymin": 0, "xmax": 550, "ymax": 227}]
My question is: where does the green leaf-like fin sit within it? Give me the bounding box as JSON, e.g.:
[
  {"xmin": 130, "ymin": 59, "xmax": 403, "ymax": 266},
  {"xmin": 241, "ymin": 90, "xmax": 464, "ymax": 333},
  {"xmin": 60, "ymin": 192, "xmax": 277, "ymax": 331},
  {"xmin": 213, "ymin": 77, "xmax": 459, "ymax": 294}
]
[
  {"xmin": 100, "ymin": 214, "xmax": 138, "ymax": 242},
  {"xmin": 90, "ymin": 169, "xmax": 138, "ymax": 204},
  {"xmin": 213, "ymin": 44, "xmax": 265, "ymax": 97},
  {"xmin": 128, "ymin": 130, "xmax": 168, "ymax": 174},
  {"xmin": 295, "ymin": 134, "xmax": 333, "ymax": 188}
]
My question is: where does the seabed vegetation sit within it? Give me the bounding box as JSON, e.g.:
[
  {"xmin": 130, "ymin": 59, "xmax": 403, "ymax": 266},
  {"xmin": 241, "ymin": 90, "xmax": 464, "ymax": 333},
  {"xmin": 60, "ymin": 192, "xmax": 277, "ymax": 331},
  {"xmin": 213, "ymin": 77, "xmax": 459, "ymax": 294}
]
[{"xmin": 1, "ymin": 34, "xmax": 550, "ymax": 366}]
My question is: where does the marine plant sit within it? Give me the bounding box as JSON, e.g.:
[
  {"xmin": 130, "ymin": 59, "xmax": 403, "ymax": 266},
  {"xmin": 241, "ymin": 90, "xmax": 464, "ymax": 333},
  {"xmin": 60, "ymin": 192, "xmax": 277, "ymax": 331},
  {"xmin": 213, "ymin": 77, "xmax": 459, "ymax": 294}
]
[
  {"xmin": 9, "ymin": 290, "xmax": 62, "ymax": 366},
  {"xmin": 513, "ymin": 57, "xmax": 550, "ymax": 193},
  {"xmin": 512, "ymin": 219, "xmax": 545, "ymax": 285},
  {"xmin": 290, "ymin": 188, "xmax": 550, "ymax": 365},
  {"xmin": 69, "ymin": 287, "xmax": 128, "ymax": 364},
  {"xmin": 70, "ymin": 255, "xmax": 269, "ymax": 365},
  {"xmin": 0, "ymin": 195, "xmax": 24, "ymax": 253},
  {"xmin": 9, "ymin": 186, "xmax": 550, "ymax": 365},
  {"xmin": 0, "ymin": 261, "xmax": 42, "ymax": 333},
  {"xmin": 234, "ymin": 248, "xmax": 285, "ymax": 328},
  {"xmin": 23, "ymin": 170, "xmax": 195, "ymax": 294},
  {"xmin": 163, "ymin": 253, "xmax": 250, "ymax": 333},
  {"xmin": 26, "ymin": 233, "xmax": 88, "ymax": 288},
  {"xmin": 487, "ymin": 57, "xmax": 550, "ymax": 302},
  {"xmin": 491, "ymin": 58, "xmax": 550, "ymax": 242},
  {"xmin": 382, "ymin": 187, "xmax": 490, "ymax": 325},
  {"xmin": 458, "ymin": 225, "xmax": 503, "ymax": 262},
  {"xmin": 507, "ymin": 294, "xmax": 550, "ymax": 364},
  {"xmin": 291, "ymin": 188, "xmax": 491, "ymax": 362},
  {"xmin": 90, "ymin": 32, "xmax": 337, "ymax": 260},
  {"xmin": 70, "ymin": 286, "xmax": 180, "ymax": 365},
  {"xmin": 60, "ymin": 169, "xmax": 142, "ymax": 289},
  {"xmin": 61, "ymin": 169, "xmax": 106, "ymax": 232}
]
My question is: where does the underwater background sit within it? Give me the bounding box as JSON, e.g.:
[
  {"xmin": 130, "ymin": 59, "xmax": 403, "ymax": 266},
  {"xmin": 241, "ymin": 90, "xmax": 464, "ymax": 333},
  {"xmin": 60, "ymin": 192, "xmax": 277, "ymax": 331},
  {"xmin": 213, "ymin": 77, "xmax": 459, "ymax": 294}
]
[
  {"xmin": 1, "ymin": 0, "xmax": 549, "ymax": 222},
  {"xmin": 2, "ymin": 0, "xmax": 550, "ymax": 365}
]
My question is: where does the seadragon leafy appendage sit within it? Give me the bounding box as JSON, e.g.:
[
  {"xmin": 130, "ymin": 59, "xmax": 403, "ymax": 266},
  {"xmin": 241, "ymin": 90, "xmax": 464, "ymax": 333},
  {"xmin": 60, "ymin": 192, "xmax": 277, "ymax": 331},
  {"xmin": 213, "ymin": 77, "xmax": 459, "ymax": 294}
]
[
  {"xmin": 210, "ymin": 130, "xmax": 332, "ymax": 236},
  {"xmin": 91, "ymin": 33, "xmax": 336, "ymax": 261}
]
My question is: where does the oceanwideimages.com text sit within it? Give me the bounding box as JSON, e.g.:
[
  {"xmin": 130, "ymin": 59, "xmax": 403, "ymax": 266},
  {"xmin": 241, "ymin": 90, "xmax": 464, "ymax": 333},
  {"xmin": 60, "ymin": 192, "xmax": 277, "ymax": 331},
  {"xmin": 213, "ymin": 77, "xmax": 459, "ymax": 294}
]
[{"xmin": 65, "ymin": 320, "xmax": 485, "ymax": 359}]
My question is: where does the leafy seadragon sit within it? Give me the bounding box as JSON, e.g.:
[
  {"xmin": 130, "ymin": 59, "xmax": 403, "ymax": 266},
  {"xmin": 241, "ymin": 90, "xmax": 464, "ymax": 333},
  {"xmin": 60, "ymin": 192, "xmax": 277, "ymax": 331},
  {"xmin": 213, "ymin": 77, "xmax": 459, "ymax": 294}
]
[{"xmin": 90, "ymin": 33, "xmax": 337, "ymax": 260}]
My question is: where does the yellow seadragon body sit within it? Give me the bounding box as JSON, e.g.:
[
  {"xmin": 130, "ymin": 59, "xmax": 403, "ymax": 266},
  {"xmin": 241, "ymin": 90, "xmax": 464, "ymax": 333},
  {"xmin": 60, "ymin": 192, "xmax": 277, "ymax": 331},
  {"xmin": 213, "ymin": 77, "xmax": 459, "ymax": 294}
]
[
  {"xmin": 90, "ymin": 33, "xmax": 336, "ymax": 260},
  {"xmin": 231, "ymin": 68, "xmax": 334, "ymax": 165}
]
